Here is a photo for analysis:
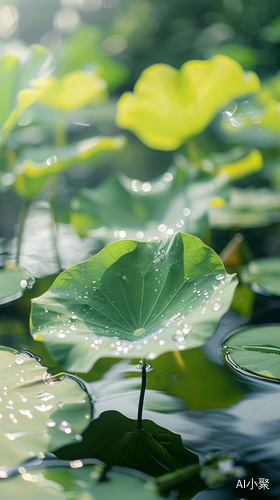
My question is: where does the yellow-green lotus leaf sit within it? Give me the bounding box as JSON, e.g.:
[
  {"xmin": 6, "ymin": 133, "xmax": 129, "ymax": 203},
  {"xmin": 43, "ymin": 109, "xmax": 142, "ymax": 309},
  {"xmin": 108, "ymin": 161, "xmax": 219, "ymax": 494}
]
[
  {"xmin": 116, "ymin": 55, "xmax": 260, "ymax": 150},
  {"xmin": 34, "ymin": 70, "xmax": 108, "ymax": 112}
]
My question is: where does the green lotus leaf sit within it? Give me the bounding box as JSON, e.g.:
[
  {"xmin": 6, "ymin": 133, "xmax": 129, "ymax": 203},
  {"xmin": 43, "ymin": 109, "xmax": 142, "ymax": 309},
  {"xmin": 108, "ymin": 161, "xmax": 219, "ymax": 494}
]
[
  {"xmin": 0, "ymin": 464, "xmax": 158, "ymax": 500},
  {"xmin": 56, "ymin": 25, "xmax": 129, "ymax": 90},
  {"xmin": 34, "ymin": 69, "xmax": 108, "ymax": 113},
  {"xmin": 116, "ymin": 55, "xmax": 260, "ymax": 150},
  {"xmin": 209, "ymin": 187, "xmax": 280, "ymax": 229},
  {"xmin": 241, "ymin": 258, "xmax": 280, "ymax": 297},
  {"xmin": 0, "ymin": 268, "xmax": 32, "ymax": 305},
  {"xmin": 14, "ymin": 135, "xmax": 126, "ymax": 199},
  {"xmin": 0, "ymin": 346, "xmax": 91, "ymax": 469},
  {"xmin": 0, "ymin": 43, "xmax": 56, "ymax": 143},
  {"xmin": 31, "ymin": 232, "xmax": 237, "ymax": 372},
  {"xmin": 223, "ymin": 325, "xmax": 280, "ymax": 380},
  {"xmin": 70, "ymin": 169, "xmax": 229, "ymax": 242}
]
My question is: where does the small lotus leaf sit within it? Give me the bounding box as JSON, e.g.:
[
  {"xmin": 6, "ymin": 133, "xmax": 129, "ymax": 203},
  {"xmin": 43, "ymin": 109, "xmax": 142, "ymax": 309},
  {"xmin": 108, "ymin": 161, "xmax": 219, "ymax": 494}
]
[
  {"xmin": 31, "ymin": 232, "xmax": 237, "ymax": 372},
  {"xmin": 224, "ymin": 325, "xmax": 280, "ymax": 380},
  {"xmin": 0, "ymin": 347, "xmax": 91, "ymax": 468}
]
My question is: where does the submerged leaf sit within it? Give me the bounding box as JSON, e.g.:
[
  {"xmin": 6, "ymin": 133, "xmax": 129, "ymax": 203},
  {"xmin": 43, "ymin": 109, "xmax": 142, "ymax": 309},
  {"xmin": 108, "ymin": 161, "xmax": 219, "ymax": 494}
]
[
  {"xmin": 116, "ymin": 55, "xmax": 260, "ymax": 150},
  {"xmin": 224, "ymin": 325, "xmax": 280, "ymax": 380},
  {"xmin": 31, "ymin": 232, "xmax": 237, "ymax": 372},
  {"xmin": 0, "ymin": 347, "xmax": 91, "ymax": 468},
  {"xmin": 57, "ymin": 410, "xmax": 198, "ymax": 476}
]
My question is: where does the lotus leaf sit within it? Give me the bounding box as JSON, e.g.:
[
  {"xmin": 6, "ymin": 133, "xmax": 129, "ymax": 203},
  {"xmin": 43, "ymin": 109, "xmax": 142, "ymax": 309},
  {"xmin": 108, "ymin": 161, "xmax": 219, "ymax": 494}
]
[
  {"xmin": 209, "ymin": 187, "xmax": 280, "ymax": 229},
  {"xmin": 0, "ymin": 346, "xmax": 91, "ymax": 468},
  {"xmin": 0, "ymin": 268, "xmax": 32, "ymax": 305},
  {"xmin": 224, "ymin": 325, "xmax": 280, "ymax": 380},
  {"xmin": 0, "ymin": 463, "xmax": 158, "ymax": 500},
  {"xmin": 34, "ymin": 70, "xmax": 108, "ymax": 113},
  {"xmin": 241, "ymin": 258, "xmax": 280, "ymax": 297},
  {"xmin": 0, "ymin": 44, "xmax": 55, "ymax": 143},
  {"xmin": 70, "ymin": 169, "xmax": 229, "ymax": 243},
  {"xmin": 116, "ymin": 55, "xmax": 260, "ymax": 150},
  {"xmin": 31, "ymin": 232, "xmax": 237, "ymax": 372},
  {"xmin": 14, "ymin": 135, "xmax": 126, "ymax": 199}
]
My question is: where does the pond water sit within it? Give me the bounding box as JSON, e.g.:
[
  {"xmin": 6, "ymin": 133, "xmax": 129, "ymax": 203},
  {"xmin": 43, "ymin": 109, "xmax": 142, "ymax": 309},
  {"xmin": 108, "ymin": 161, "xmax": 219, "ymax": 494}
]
[{"xmin": 1, "ymin": 282, "xmax": 280, "ymax": 499}]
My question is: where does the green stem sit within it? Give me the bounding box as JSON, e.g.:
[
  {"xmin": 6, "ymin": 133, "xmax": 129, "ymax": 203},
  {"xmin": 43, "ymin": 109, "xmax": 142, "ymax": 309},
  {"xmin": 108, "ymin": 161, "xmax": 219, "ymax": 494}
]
[
  {"xmin": 137, "ymin": 358, "xmax": 147, "ymax": 430},
  {"xmin": 16, "ymin": 199, "xmax": 30, "ymax": 266}
]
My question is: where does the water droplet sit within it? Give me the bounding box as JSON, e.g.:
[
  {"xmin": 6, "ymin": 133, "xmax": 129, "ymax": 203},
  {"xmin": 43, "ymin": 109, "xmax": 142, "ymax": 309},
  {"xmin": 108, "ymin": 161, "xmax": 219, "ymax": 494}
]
[
  {"xmin": 34, "ymin": 404, "xmax": 53, "ymax": 412},
  {"xmin": 20, "ymin": 279, "xmax": 27, "ymax": 288},
  {"xmin": 183, "ymin": 208, "xmax": 191, "ymax": 216},
  {"xmin": 15, "ymin": 356, "xmax": 24, "ymax": 366},
  {"xmin": 215, "ymin": 274, "xmax": 224, "ymax": 281},
  {"xmin": 44, "ymin": 308, "xmax": 48, "ymax": 313},
  {"xmin": 213, "ymin": 303, "xmax": 221, "ymax": 312},
  {"xmin": 46, "ymin": 155, "xmax": 57, "ymax": 166},
  {"xmin": 176, "ymin": 220, "xmax": 184, "ymax": 228},
  {"xmin": 121, "ymin": 274, "xmax": 126, "ymax": 280},
  {"xmin": 163, "ymin": 172, "xmax": 173, "ymax": 182}
]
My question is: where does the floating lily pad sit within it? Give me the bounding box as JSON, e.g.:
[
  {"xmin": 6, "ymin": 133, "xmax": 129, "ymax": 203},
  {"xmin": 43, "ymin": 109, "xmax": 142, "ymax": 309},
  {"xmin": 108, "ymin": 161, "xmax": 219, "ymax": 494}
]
[
  {"xmin": 0, "ymin": 464, "xmax": 158, "ymax": 500},
  {"xmin": 0, "ymin": 347, "xmax": 91, "ymax": 468},
  {"xmin": 241, "ymin": 258, "xmax": 280, "ymax": 298},
  {"xmin": 14, "ymin": 135, "xmax": 126, "ymax": 199},
  {"xmin": 31, "ymin": 232, "xmax": 237, "ymax": 372},
  {"xmin": 0, "ymin": 268, "xmax": 32, "ymax": 305},
  {"xmin": 70, "ymin": 169, "xmax": 229, "ymax": 243},
  {"xmin": 223, "ymin": 325, "xmax": 280, "ymax": 380}
]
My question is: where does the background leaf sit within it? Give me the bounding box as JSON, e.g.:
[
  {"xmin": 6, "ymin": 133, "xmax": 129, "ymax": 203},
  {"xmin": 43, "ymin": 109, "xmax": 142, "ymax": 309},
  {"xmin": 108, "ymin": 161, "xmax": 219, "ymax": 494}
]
[
  {"xmin": 241, "ymin": 258, "xmax": 280, "ymax": 297},
  {"xmin": 14, "ymin": 135, "xmax": 126, "ymax": 199},
  {"xmin": 0, "ymin": 268, "xmax": 32, "ymax": 305},
  {"xmin": 70, "ymin": 169, "xmax": 229, "ymax": 242}
]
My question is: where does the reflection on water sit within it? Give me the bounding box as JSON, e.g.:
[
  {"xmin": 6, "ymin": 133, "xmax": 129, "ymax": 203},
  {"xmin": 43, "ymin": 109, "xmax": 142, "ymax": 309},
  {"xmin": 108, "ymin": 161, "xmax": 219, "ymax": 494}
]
[{"xmin": 85, "ymin": 342, "xmax": 280, "ymax": 497}]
